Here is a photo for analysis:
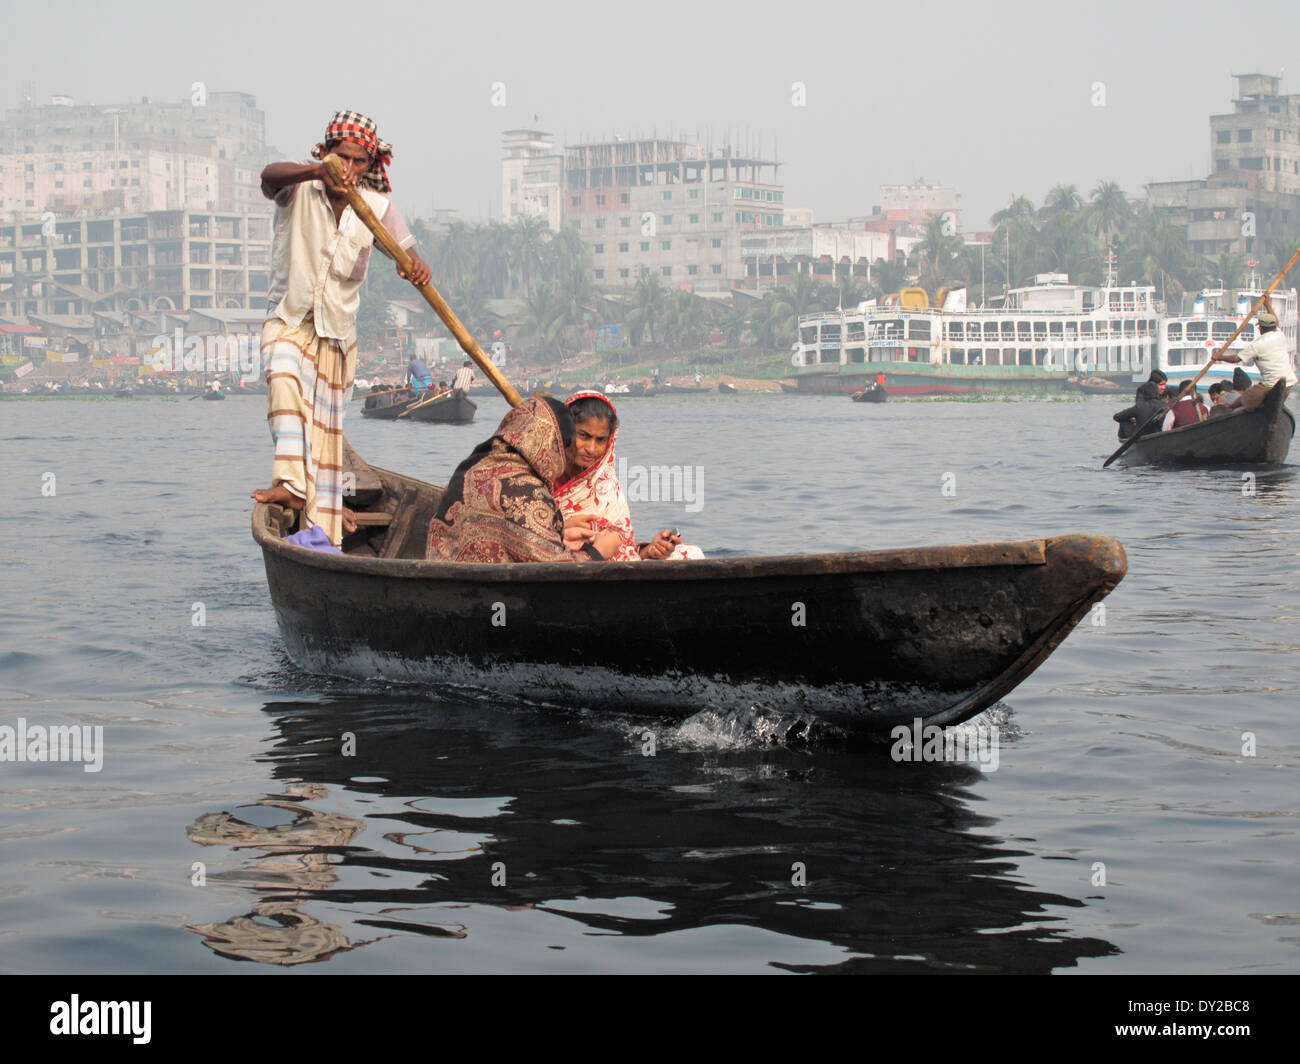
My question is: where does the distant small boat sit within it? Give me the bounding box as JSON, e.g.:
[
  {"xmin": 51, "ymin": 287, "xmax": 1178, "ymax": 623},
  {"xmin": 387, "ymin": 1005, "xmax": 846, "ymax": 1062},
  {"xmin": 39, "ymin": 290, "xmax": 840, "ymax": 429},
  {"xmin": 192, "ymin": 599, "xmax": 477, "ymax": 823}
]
[
  {"xmin": 852, "ymin": 385, "xmax": 888, "ymax": 404},
  {"xmin": 718, "ymin": 381, "xmax": 738, "ymax": 394},
  {"xmin": 114, "ymin": 388, "xmax": 133, "ymax": 398},
  {"xmin": 403, "ymin": 391, "xmax": 477, "ymax": 424},
  {"xmin": 1069, "ymin": 375, "xmax": 1124, "ymax": 395},
  {"xmin": 1114, "ymin": 381, "xmax": 1294, "ymax": 466},
  {"xmin": 361, "ymin": 387, "xmax": 476, "ymax": 423},
  {"xmin": 360, "ymin": 387, "xmax": 419, "ymax": 420},
  {"xmin": 202, "ymin": 390, "xmax": 225, "ymax": 401}
]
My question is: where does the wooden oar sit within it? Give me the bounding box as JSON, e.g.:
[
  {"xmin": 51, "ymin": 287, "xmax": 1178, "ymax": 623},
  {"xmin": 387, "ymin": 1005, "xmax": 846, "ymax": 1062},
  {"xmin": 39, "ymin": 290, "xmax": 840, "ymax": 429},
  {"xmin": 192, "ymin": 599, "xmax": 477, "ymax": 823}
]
[
  {"xmin": 321, "ymin": 154, "xmax": 522, "ymax": 407},
  {"xmin": 396, "ymin": 390, "xmax": 449, "ymax": 418},
  {"xmin": 1103, "ymin": 243, "xmax": 1300, "ymax": 468}
]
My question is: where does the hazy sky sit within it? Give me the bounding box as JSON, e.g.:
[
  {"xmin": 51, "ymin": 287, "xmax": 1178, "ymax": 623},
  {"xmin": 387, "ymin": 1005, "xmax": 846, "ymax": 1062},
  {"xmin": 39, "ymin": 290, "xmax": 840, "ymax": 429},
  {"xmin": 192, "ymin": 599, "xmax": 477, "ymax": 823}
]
[{"xmin": 2, "ymin": 0, "xmax": 1294, "ymax": 230}]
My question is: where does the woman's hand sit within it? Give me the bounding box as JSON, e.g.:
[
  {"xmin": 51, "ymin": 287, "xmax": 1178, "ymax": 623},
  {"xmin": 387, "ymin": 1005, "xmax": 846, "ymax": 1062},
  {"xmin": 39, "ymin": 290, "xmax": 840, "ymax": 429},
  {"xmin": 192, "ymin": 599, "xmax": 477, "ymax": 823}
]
[
  {"xmin": 638, "ymin": 529, "xmax": 682, "ymax": 560},
  {"xmin": 591, "ymin": 529, "xmax": 622, "ymax": 559}
]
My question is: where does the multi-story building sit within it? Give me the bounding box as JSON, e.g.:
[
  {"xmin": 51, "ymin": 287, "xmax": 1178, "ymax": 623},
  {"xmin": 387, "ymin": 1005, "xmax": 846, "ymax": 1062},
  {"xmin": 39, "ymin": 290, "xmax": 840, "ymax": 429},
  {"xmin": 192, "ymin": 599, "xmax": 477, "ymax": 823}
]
[
  {"xmin": 876, "ymin": 181, "xmax": 960, "ymax": 228},
  {"xmin": 739, "ymin": 223, "xmax": 893, "ymax": 290},
  {"xmin": 1210, "ymin": 74, "xmax": 1300, "ymax": 195},
  {"xmin": 0, "ymin": 91, "xmax": 279, "ymax": 221},
  {"xmin": 1148, "ymin": 74, "xmax": 1300, "ymax": 259},
  {"xmin": 564, "ymin": 136, "xmax": 784, "ymax": 292},
  {"xmin": 0, "ymin": 92, "xmax": 282, "ymax": 318},
  {"xmin": 500, "ymin": 129, "xmax": 563, "ymax": 231},
  {"xmin": 498, "ymin": 132, "xmax": 787, "ymax": 293},
  {"xmin": 0, "ymin": 208, "xmax": 272, "ymax": 318}
]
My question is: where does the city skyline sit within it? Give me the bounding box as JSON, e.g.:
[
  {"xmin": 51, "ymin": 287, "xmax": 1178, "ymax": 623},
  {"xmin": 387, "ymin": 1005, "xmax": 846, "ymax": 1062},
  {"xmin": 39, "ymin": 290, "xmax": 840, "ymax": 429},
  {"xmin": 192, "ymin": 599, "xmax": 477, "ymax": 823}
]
[{"xmin": 2, "ymin": 0, "xmax": 1297, "ymax": 231}]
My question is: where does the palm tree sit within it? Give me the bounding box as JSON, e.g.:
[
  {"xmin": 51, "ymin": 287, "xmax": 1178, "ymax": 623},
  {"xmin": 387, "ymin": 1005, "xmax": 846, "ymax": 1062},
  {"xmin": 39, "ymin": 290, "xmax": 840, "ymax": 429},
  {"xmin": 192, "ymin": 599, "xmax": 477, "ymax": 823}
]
[
  {"xmin": 1088, "ymin": 180, "xmax": 1131, "ymax": 249},
  {"xmin": 871, "ymin": 256, "xmax": 909, "ymax": 296},
  {"xmin": 511, "ymin": 214, "xmax": 551, "ymax": 297},
  {"xmin": 625, "ymin": 272, "xmax": 667, "ymax": 346},
  {"xmin": 991, "ymin": 195, "xmax": 1038, "ymax": 288},
  {"xmin": 1265, "ymin": 237, "xmax": 1300, "ymax": 290},
  {"xmin": 912, "ymin": 213, "xmax": 967, "ymax": 295},
  {"xmin": 1210, "ymin": 251, "xmax": 1247, "ymax": 291},
  {"xmin": 1040, "ymin": 184, "xmax": 1083, "ymax": 219}
]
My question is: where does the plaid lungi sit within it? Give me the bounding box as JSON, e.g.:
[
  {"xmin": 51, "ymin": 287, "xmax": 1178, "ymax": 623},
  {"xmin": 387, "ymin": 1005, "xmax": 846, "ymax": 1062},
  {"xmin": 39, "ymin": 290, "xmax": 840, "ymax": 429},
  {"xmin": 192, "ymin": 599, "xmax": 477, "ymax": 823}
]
[{"xmin": 261, "ymin": 316, "xmax": 355, "ymax": 546}]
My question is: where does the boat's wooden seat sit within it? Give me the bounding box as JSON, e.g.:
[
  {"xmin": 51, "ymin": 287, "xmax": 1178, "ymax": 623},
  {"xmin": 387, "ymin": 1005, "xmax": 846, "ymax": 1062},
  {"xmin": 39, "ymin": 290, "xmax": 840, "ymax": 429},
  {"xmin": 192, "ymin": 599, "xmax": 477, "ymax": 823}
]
[
  {"xmin": 376, "ymin": 488, "xmax": 447, "ymax": 559},
  {"xmin": 342, "ymin": 438, "xmax": 385, "ymax": 507}
]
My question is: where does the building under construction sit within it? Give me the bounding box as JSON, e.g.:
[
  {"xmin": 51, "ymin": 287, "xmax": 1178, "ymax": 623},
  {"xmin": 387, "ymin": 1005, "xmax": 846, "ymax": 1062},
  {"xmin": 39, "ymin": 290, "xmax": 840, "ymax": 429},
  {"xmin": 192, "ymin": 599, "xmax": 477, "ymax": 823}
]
[{"xmin": 504, "ymin": 131, "xmax": 786, "ymax": 293}]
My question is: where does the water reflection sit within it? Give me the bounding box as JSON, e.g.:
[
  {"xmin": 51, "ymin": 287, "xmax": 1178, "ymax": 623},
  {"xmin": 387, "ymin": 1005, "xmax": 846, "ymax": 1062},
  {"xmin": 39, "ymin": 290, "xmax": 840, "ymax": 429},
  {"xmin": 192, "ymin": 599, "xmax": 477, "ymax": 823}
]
[{"xmin": 185, "ymin": 697, "xmax": 1118, "ymax": 972}]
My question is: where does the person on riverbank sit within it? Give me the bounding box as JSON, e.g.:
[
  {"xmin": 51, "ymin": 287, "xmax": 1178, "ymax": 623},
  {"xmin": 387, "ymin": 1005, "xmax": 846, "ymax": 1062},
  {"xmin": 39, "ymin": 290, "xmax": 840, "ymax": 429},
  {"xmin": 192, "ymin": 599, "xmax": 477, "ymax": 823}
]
[
  {"xmin": 1212, "ymin": 311, "xmax": 1297, "ymax": 410},
  {"xmin": 554, "ymin": 391, "xmax": 704, "ymax": 561},
  {"xmin": 249, "ymin": 110, "xmax": 431, "ymax": 546}
]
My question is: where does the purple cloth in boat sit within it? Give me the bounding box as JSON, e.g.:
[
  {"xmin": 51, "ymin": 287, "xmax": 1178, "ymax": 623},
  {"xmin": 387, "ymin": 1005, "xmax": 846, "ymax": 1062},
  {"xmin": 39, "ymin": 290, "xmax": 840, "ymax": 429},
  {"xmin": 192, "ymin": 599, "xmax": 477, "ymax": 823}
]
[{"xmin": 285, "ymin": 526, "xmax": 343, "ymax": 553}]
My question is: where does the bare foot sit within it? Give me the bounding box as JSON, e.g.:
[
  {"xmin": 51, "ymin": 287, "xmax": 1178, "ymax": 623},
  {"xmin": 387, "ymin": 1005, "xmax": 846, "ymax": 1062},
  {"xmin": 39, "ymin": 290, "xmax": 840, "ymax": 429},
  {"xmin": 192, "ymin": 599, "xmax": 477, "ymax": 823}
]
[
  {"xmin": 251, "ymin": 484, "xmax": 304, "ymax": 510},
  {"xmin": 342, "ymin": 506, "xmax": 358, "ymax": 534}
]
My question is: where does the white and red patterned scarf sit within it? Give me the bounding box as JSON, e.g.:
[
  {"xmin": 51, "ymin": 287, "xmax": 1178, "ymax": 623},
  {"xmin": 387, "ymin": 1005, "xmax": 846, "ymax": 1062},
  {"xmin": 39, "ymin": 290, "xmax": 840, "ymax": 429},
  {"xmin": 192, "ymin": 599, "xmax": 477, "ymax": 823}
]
[
  {"xmin": 311, "ymin": 110, "xmax": 393, "ymax": 192},
  {"xmin": 553, "ymin": 391, "xmax": 640, "ymax": 561}
]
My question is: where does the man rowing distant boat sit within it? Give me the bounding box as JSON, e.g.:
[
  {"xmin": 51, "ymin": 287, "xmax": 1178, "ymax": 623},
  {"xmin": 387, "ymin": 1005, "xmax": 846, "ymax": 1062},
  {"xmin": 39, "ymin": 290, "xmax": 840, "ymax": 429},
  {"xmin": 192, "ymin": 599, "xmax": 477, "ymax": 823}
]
[
  {"xmin": 249, "ymin": 110, "xmax": 431, "ymax": 546},
  {"xmin": 1211, "ymin": 310, "xmax": 1297, "ymax": 410}
]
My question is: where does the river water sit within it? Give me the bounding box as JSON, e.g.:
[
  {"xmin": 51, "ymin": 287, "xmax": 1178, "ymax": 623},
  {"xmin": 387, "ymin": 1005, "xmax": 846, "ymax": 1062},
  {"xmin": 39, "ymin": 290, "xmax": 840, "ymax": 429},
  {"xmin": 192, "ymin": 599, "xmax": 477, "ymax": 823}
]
[{"xmin": 1, "ymin": 391, "xmax": 1297, "ymax": 974}]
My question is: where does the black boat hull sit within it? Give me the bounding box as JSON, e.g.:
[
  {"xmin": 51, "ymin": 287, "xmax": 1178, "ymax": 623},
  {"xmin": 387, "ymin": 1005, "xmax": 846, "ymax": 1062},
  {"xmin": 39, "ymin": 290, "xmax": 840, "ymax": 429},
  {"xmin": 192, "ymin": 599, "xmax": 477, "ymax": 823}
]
[
  {"xmin": 253, "ymin": 456, "xmax": 1126, "ymax": 737},
  {"xmin": 1117, "ymin": 381, "xmax": 1294, "ymax": 466},
  {"xmin": 404, "ymin": 393, "xmax": 476, "ymax": 423}
]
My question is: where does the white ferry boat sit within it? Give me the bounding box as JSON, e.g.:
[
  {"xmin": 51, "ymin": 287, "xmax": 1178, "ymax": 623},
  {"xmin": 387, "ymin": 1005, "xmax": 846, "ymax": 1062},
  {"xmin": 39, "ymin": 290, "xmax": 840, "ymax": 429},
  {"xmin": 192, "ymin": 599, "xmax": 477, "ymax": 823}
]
[
  {"xmin": 788, "ymin": 263, "xmax": 1297, "ymax": 396},
  {"xmin": 1155, "ymin": 272, "xmax": 1297, "ymax": 386}
]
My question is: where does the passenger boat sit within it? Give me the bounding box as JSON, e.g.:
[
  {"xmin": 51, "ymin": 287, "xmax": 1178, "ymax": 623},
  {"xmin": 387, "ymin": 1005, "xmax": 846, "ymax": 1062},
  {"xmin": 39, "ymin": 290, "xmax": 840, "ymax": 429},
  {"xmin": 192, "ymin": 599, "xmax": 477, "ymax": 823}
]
[
  {"xmin": 359, "ymin": 387, "xmax": 418, "ymax": 419},
  {"xmin": 791, "ymin": 264, "xmax": 1299, "ymax": 398},
  {"xmin": 1113, "ymin": 381, "xmax": 1294, "ymax": 466},
  {"xmin": 791, "ymin": 268, "xmax": 1164, "ymax": 396},
  {"xmin": 403, "ymin": 391, "xmax": 476, "ymax": 424},
  {"xmin": 252, "ymin": 443, "xmax": 1127, "ymax": 737},
  {"xmin": 360, "ymin": 387, "xmax": 476, "ymax": 423},
  {"xmin": 1153, "ymin": 276, "xmax": 1298, "ymax": 387}
]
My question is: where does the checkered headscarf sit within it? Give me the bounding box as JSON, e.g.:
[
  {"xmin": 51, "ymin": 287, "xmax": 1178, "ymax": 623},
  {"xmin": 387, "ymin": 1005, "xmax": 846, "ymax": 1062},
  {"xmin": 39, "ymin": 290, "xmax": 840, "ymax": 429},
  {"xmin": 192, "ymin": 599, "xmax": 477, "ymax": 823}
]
[{"xmin": 311, "ymin": 110, "xmax": 393, "ymax": 192}]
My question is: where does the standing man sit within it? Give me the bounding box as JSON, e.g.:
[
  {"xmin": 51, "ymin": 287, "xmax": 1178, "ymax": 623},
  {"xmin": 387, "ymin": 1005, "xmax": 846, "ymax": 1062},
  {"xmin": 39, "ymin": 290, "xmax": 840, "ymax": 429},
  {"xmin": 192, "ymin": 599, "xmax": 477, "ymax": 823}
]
[
  {"xmin": 1212, "ymin": 310, "xmax": 1296, "ymax": 410},
  {"xmin": 250, "ymin": 111, "xmax": 430, "ymax": 545},
  {"xmin": 407, "ymin": 353, "xmax": 432, "ymax": 390},
  {"xmin": 452, "ymin": 359, "xmax": 475, "ymax": 395}
]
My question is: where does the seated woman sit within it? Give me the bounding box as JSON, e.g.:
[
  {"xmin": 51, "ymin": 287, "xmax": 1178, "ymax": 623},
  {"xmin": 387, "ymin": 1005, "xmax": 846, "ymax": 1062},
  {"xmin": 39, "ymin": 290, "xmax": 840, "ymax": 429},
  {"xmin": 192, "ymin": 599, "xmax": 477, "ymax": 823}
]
[
  {"xmin": 554, "ymin": 390, "xmax": 704, "ymax": 561},
  {"xmin": 425, "ymin": 395, "xmax": 622, "ymax": 563}
]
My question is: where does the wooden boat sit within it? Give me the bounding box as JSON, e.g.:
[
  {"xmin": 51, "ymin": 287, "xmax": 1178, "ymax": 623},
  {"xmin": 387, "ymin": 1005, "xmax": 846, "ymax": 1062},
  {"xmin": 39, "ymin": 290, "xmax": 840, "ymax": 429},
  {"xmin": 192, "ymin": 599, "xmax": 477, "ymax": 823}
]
[
  {"xmin": 1069, "ymin": 375, "xmax": 1125, "ymax": 396},
  {"xmin": 404, "ymin": 391, "xmax": 476, "ymax": 424},
  {"xmin": 202, "ymin": 389, "xmax": 225, "ymax": 401},
  {"xmin": 252, "ymin": 443, "xmax": 1127, "ymax": 738},
  {"xmin": 852, "ymin": 385, "xmax": 888, "ymax": 404},
  {"xmin": 1115, "ymin": 381, "xmax": 1294, "ymax": 466},
  {"xmin": 718, "ymin": 382, "xmax": 738, "ymax": 394},
  {"xmin": 359, "ymin": 387, "xmax": 419, "ymax": 419}
]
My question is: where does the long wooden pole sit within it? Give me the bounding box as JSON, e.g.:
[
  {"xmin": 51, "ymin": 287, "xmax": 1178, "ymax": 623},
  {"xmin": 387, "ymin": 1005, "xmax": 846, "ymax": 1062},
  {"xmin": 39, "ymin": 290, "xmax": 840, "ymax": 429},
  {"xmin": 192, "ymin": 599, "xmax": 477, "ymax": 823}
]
[
  {"xmin": 1103, "ymin": 243, "xmax": 1300, "ymax": 468},
  {"xmin": 322, "ymin": 154, "xmax": 522, "ymax": 407}
]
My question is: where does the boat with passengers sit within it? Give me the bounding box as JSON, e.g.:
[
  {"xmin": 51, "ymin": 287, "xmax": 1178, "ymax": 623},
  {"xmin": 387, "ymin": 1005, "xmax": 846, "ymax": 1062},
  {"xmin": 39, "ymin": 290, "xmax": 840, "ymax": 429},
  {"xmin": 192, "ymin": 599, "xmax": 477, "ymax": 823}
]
[{"xmin": 787, "ymin": 261, "xmax": 1298, "ymax": 397}]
